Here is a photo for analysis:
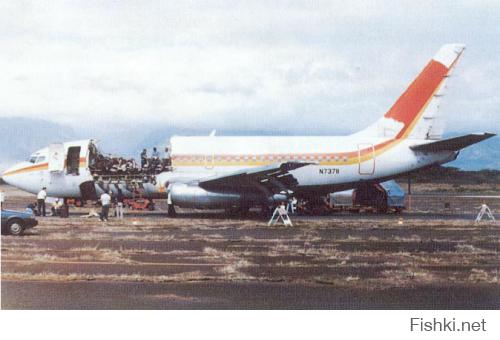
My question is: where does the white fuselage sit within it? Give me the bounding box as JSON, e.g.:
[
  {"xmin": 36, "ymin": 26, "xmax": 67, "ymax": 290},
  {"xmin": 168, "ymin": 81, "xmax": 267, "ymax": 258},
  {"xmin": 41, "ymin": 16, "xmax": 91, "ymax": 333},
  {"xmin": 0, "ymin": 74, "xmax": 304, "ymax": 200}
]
[
  {"xmin": 1, "ymin": 135, "xmax": 455, "ymax": 199},
  {"xmin": 159, "ymin": 135, "xmax": 455, "ymax": 193}
]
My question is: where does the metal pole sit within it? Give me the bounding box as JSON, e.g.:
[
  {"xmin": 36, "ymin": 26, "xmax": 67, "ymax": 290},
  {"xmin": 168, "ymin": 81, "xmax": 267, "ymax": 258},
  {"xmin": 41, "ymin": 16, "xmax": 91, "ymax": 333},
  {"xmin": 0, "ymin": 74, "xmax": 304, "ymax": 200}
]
[{"xmin": 407, "ymin": 175, "xmax": 411, "ymax": 212}]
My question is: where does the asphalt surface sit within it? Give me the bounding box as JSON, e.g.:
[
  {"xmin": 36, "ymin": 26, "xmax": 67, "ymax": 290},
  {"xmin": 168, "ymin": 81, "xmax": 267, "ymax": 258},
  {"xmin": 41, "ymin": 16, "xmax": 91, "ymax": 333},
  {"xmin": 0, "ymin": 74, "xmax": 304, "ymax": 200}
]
[{"xmin": 3, "ymin": 281, "xmax": 499, "ymax": 309}]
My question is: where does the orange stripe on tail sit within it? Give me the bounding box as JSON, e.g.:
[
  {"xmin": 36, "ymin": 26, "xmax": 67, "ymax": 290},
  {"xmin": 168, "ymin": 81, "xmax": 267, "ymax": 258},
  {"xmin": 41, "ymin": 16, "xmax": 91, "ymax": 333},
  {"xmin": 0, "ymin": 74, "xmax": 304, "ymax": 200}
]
[{"xmin": 384, "ymin": 60, "xmax": 449, "ymax": 138}]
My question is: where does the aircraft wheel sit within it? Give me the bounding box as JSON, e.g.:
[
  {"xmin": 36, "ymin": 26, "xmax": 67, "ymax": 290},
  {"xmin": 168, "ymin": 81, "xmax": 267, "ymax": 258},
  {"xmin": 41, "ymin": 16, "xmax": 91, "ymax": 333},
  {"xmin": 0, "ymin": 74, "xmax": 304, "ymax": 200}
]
[{"xmin": 7, "ymin": 219, "xmax": 24, "ymax": 236}]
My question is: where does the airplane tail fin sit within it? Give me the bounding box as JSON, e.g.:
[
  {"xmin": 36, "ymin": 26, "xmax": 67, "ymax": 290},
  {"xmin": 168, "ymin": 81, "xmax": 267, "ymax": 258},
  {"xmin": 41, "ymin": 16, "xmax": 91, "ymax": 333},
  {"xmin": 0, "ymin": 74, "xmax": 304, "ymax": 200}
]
[{"xmin": 354, "ymin": 44, "xmax": 466, "ymax": 140}]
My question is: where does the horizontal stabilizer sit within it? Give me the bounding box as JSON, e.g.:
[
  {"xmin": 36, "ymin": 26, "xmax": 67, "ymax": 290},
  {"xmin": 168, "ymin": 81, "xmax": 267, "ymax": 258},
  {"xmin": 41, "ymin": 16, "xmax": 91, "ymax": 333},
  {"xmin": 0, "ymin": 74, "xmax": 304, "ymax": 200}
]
[{"xmin": 410, "ymin": 133, "xmax": 495, "ymax": 153}]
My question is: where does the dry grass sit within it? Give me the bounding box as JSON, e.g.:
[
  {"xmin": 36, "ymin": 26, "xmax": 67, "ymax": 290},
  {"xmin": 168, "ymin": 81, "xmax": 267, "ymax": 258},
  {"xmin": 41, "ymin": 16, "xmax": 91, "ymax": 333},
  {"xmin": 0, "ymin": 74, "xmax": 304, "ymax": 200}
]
[
  {"xmin": 1, "ymin": 271, "xmax": 213, "ymax": 283},
  {"xmin": 2, "ymin": 199, "xmax": 499, "ymax": 289}
]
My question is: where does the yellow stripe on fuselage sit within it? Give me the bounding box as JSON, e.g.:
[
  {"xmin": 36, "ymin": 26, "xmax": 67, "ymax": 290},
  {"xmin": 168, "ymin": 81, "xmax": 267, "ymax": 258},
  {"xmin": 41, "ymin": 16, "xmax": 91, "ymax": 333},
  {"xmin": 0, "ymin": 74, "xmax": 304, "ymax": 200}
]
[{"xmin": 2, "ymin": 159, "xmax": 87, "ymax": 177}]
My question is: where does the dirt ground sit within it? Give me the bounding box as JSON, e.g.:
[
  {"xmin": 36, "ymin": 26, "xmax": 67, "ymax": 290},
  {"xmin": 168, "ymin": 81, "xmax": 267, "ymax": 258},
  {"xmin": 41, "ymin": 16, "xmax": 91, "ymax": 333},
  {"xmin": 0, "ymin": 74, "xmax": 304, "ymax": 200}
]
[{"xmin": 1, "ymin": 184, "xmax": 499, "ymax": 309}]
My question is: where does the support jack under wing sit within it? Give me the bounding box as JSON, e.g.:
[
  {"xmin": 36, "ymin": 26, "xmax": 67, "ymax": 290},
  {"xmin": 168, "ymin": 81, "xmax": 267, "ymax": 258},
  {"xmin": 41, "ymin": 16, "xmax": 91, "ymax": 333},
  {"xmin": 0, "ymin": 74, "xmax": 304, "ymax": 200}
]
[{"xmin": 410, "ymin": 133, "xmax": 495, "ymax": 153}]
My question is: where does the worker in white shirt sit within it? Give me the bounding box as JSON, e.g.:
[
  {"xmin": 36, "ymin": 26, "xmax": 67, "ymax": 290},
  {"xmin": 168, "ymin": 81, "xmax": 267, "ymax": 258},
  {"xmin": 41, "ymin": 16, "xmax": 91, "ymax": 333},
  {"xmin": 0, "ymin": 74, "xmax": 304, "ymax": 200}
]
[
  {"xmin": 99, "ymin": 191, "xmax": 112, "ymax": 222},
  {"xmin": 37, "ymin": 187, "xmax": 47, "ymax": 216}
]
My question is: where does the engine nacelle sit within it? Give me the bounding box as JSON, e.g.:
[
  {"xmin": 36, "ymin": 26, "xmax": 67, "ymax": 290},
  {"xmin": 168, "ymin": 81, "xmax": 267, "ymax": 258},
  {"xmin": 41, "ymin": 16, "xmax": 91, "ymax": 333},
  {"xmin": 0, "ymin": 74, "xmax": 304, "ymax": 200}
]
[{"xmin": 169, "ymin": 183, "xmax": 259, "ymax": 209}]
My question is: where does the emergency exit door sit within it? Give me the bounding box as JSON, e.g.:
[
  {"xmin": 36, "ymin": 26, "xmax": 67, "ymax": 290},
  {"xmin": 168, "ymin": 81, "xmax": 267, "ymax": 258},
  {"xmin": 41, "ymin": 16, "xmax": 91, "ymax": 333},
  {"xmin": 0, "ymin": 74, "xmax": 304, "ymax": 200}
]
[{"xmin": 358, "ymin": 143, "xmax": 375, "ymax": 175}]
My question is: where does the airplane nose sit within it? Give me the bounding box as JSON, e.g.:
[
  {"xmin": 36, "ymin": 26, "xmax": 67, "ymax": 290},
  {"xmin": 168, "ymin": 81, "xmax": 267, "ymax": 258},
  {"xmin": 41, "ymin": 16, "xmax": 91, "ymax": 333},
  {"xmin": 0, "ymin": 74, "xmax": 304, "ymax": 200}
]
[
  {"xmin": 2, "ymin": 163, "xmax": 23, "ymax": 185},
  {"xmin": 2, "ymin": 161, "xmax": 40, "ymax": 195}
]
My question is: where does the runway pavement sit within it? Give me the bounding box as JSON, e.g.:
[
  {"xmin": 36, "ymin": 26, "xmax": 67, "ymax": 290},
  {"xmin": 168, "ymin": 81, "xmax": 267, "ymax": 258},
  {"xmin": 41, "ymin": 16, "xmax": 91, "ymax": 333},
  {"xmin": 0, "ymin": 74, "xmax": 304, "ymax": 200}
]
[{"xmin": 2, "ymin": 214, "xmax": 499, "ymax": 309}]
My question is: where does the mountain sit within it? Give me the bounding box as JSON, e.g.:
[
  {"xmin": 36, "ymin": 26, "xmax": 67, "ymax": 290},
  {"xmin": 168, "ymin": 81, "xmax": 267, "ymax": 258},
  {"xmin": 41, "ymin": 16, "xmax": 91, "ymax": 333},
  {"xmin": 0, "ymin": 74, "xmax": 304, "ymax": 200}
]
[
  {"xmin": 447, "ymin": 135, "xmax": 500, "ymax": 170},
  {"xmin": 0, "ymin": 117, "xmax": 498, "ymax": 172},
  {"xmin": 0, "ymin": 117, "xmax": 80, "ymax": 172}
]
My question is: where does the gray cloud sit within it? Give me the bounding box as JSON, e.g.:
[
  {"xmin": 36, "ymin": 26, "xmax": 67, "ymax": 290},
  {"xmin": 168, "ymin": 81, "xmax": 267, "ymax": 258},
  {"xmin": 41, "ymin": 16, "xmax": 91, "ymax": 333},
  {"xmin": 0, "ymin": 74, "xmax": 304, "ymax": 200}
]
[{"xmin": 0, "ymin": 1, "xmax": 498, "ymax": 135}]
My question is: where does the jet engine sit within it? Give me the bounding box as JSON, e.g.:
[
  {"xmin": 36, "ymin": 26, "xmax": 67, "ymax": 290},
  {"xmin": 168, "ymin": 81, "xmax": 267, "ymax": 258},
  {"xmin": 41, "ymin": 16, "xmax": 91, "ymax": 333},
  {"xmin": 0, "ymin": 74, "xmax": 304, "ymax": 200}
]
[{"xmin": 168, "ymin": 183, "xmax": 287, "ymax": 209}]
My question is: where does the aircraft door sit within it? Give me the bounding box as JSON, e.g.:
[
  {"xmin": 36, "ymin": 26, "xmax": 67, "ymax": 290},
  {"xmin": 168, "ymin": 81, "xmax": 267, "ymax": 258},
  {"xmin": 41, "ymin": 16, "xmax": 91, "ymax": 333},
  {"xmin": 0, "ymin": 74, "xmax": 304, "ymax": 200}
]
[
  {"xmin": 66, "ymin": 146, "xmax": 81, "ymax": 175},
  {"xmin": 48, "ymin": 143, "xmax": 65, "ymax": 173},
  {"xmin": 358, "ymin": 143, "xmax": 375, "ymax": 175}
]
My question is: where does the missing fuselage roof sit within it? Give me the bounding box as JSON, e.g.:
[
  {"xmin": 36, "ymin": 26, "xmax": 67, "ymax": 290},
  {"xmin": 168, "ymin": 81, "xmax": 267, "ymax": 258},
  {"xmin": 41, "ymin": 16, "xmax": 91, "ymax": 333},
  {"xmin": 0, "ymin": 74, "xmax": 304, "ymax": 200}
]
[{"xmin": 88, "ymin": 141, "xmax": 172, "ymax": 186}]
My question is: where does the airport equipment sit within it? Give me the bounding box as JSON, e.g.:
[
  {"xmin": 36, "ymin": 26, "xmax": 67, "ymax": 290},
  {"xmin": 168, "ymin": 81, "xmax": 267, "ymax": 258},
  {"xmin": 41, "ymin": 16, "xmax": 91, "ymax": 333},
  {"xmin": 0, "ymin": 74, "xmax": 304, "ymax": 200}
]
[
  {"xmin": 268, "ymin": 204, "xmax": 293, "ymax": 226},
  {"xmin": 475, "ymin": 204, "xmax": 495, "ymax": 222},
  {"xmin": 124, "ymin": 198, "xmax": 155, "ymax": 211},
  {"xmin": 330, "ymin": 180, "xmax": 405, "ymax": 213}
]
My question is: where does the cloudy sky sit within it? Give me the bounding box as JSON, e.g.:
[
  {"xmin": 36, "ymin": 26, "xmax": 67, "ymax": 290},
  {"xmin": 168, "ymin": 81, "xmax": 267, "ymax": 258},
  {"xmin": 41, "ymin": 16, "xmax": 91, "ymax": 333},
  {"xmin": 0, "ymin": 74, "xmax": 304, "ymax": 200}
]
[{"xmin": 1, "ymin": 0, "xmax": 499, "ymax": 135}]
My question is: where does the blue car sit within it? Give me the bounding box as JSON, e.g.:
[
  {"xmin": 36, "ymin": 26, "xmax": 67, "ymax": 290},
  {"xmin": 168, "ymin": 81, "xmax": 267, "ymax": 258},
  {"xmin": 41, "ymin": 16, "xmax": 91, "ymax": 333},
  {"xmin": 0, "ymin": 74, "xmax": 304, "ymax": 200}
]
[{"xmin": 1, "ymin": 209, "xmax": 38, "ymax": 235}]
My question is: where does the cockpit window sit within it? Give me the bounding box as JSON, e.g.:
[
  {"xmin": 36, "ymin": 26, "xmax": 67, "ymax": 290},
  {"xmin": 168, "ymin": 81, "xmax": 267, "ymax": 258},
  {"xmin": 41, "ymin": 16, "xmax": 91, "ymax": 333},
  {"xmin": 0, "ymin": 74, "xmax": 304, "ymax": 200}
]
[{"xmin": 28, "ymin": 156, "xmax": 37, "ymax": 163}]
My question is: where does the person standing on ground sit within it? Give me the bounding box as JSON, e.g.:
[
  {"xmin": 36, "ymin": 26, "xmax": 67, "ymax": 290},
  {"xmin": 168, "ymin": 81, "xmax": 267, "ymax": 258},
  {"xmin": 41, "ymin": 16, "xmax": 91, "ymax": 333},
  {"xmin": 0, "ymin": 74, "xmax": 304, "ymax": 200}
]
[
  {"xmin": 37, "ymin": 187, "xmax": 47, "ymax": 217},
  {"xmin": 116, "ymin": 188, "xmax": 125, "ymax": 219},
  {"xmin": 99, "ymin": 191, "xmax": 112, "ymax": 222}
]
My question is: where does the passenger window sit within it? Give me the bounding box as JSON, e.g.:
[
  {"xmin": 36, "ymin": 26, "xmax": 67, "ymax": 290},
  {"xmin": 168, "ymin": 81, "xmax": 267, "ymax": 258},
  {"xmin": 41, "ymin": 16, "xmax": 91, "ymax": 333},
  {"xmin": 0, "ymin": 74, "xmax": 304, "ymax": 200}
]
[{"xmin": 36, "ymin": 156, "xmax": 46, "ymax": 163}]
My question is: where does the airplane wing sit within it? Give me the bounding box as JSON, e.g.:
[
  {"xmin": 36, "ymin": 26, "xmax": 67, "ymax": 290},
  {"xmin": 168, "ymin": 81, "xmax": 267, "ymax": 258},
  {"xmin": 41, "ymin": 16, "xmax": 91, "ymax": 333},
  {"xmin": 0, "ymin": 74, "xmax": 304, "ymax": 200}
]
[
  {"xmin": 198, "ymin": 162, "xmax": 313, "ymax": 192},
  {"xmin": 410, "ymin": 133, "xmax": 495, "ymax": 153}
]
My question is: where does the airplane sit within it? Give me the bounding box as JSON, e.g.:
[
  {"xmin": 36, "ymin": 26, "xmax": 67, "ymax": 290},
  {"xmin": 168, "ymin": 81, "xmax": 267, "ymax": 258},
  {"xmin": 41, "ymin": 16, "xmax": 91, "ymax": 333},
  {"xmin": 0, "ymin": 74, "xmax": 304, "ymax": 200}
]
[{"xmin": 1, "ymin": 43, "xmax": 495, "ymax": 216}]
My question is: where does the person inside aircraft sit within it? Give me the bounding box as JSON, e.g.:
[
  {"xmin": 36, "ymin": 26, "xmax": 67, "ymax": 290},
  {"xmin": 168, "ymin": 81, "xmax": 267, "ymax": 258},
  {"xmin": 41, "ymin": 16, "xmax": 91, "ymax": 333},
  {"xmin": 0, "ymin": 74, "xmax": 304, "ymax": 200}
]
[
  {"xmin": 119, "ymin": 159, "xmax": 129, "ymax": 174},
  {"xmin": 152, "ymin": 147, "xmax": 160, "ymax": 160},
  {"xmin": 126, "ymin": 158, "xmax": 140, "ymax": 174},
  {"xmin": 141, "ymin": 149, "xmax": 148, "ymax": 168},
  {"xmin": 89, "ymin": 145, "xmax": 170, "ymax": 177},
  {"xmin": 111, "ymin": 159, "xmax": 119, "ymax": 174},
  {"xmin": 90, "ymin": 153, "xmax": 107, "ymax": 174},
  {"xmin": 164, "ymin": 147, "xmax": 172, "ymax": 167}
]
